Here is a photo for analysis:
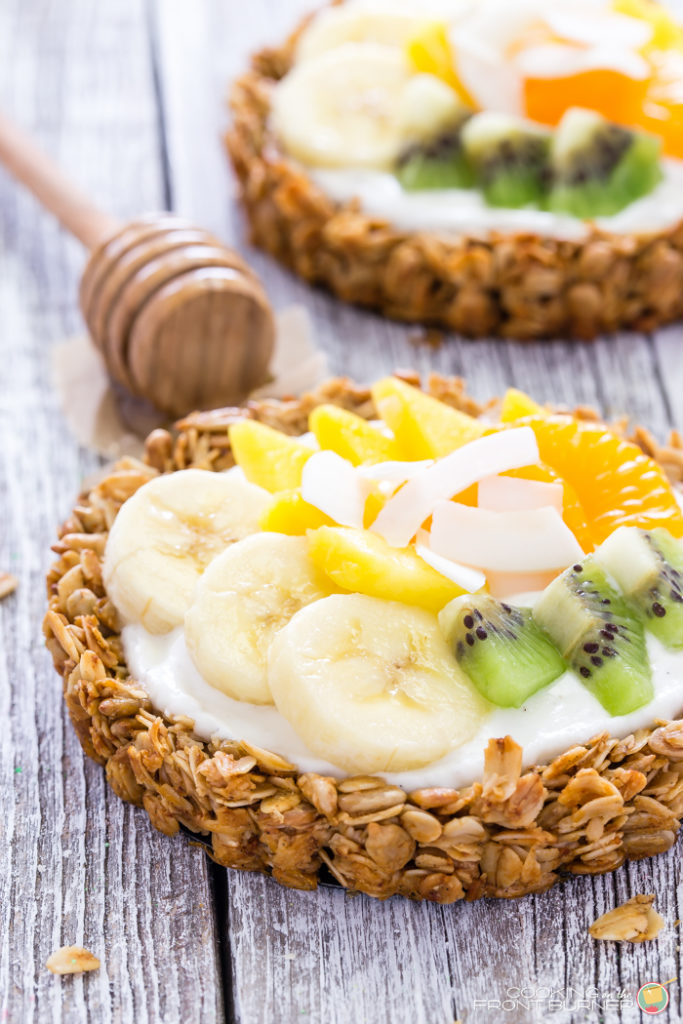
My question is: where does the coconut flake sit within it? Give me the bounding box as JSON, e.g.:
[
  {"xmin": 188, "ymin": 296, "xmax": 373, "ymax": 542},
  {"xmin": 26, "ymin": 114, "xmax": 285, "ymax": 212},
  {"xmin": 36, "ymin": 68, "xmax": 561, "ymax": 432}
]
[
  {"xmin": 431, "ymin": 502, "xmax": 584, "ymax": 572},
  {"xmin": 478, "ymin": 474, "xmax": 563, "ymax": 513},
  {"xmin": 358, "ymin": 459, "xmax": 434, "ymax": 483},
  {"xmin": 301, "ymin": 450, "xmax": 367, "ymax": 528},
  {"xmin": 372, "ymin": 427, "xmax": 540, "ymax": 548},
  {"xmin": 415, "ymin": 539, "xmax": 486, "ymax": 593}
]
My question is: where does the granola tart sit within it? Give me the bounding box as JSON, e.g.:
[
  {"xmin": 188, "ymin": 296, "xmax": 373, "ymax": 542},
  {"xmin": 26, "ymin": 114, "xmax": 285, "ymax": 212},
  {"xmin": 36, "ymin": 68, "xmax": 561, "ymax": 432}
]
[
  {"xmin": 44, "ymin": 373, "xmax": 683, "ymax": 902},
  {"xmin": 227, "ymin": 0, "xmax": 683, "ymax": 340}
]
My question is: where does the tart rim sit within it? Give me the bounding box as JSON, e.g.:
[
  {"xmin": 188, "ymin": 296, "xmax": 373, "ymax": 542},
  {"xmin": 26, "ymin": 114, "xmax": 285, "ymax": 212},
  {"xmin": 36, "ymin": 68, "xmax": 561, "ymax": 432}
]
[
  {"xmin": 44, "ymin": 373, "xmax": 683, "ymax": 902},
  {"xmin": 225, "ymin": 8, "xmax": 683, "ymax": 340}
]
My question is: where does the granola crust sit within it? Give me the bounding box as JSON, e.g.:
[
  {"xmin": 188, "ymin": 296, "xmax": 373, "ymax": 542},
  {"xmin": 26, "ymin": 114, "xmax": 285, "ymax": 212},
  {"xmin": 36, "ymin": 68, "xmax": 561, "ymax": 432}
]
[
  {"xmin": 44, "ymin": 375, "xmax": 683, "ymax": 903},
  {"xmin": 225, "ymin": 20, "xmax": 683, "ymax": 341}
]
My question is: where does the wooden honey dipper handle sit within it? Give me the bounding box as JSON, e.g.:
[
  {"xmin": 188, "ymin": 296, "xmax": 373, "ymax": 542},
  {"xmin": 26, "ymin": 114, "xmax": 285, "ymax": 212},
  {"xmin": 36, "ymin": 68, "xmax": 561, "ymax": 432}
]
[
  {"xmin": 0, "ymin": 109, "xmax": 119, "ymax": 250},
  {"xmin": 0, "ymin": 109, "xmax": 276, "ymax": 419}
]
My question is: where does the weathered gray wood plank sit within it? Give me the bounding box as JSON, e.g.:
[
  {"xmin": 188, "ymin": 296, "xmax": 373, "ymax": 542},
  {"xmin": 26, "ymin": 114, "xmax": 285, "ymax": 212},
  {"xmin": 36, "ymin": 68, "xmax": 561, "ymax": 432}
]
[{"xmin": 0, "ymin": 1, "xmax": 223, "ymax": 1021}]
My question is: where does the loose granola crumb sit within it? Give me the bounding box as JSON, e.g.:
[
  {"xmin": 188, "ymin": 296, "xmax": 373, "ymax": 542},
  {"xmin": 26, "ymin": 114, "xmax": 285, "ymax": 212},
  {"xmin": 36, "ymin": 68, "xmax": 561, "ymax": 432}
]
[
  {"xmin": 0, "ymin": 573, "xmax": 17, "ymax": 600},
  {"xmin": 46, "ymin": 946, "xmax": 101, "ymax": 975},
  {"xmin": 589, "ymin": 894, "xmax": 665, "ymax": 943}
]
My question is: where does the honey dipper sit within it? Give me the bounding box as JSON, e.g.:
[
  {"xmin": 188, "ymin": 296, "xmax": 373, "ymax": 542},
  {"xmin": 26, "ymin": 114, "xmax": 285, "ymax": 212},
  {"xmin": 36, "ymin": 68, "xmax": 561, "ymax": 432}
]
[{"xmin": 0, "ymin": 110, "xmax": 275, "ymax": 418}]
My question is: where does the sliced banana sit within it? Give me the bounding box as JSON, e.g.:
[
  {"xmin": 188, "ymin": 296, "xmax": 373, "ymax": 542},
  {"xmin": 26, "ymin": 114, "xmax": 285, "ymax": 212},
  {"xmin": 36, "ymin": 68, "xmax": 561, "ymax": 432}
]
[
  {"xmin": 272, "ymin": 43, "xmax": 461, "ymax": 169},
  {"xmin": 103, "ymin": 469, "xmax": 270, "ymax": 634},
  {"xmin": 184, "ymin": 533, "xmax": 334, "ymax": 705},
  {"xmin": 268, "ymin": 593, "xmax": 488, "ymax": 773}
]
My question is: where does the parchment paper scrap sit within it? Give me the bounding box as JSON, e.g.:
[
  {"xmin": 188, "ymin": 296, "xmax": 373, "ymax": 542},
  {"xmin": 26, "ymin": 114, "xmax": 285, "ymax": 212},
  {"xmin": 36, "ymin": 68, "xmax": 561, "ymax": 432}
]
[{"xmin": 52, "ymin": 305, "xmax": 329, "ymax": 460}]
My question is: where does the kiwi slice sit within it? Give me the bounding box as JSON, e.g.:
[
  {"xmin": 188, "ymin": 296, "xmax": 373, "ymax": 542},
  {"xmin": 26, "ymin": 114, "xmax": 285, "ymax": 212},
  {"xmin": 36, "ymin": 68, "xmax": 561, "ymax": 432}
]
[
  {"xmin": 396, "ymin": 121, "xmax": 474, "ymax": 192},
  {"xmin": 461, "ymin": 112, "xmax": 551, "ymax": 208},
  {"xmin": 534, "ymin": 557, "xmax": 653, "ymax": 716},
  {"xmin": 595, "ymin": 527, "xmax": 683, "ymax": 649},
  {"xmin": 439, "ymin": 594, "xmax": 565, "ymax": 708},
  {"xmin": 546, "ymin": 107, "xmax": 662, "ymax": 218}
]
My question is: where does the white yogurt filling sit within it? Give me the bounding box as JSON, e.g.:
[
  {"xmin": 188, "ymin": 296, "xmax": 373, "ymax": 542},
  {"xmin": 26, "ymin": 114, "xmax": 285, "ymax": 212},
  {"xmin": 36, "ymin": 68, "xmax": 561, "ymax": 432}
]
[
  {"xmin": 308, "ymin": 158, "xmax": 683, "ymax": 240},
  {"xmin": 123, "ymin": 619, "xmax": 683, "ymax": 791}
]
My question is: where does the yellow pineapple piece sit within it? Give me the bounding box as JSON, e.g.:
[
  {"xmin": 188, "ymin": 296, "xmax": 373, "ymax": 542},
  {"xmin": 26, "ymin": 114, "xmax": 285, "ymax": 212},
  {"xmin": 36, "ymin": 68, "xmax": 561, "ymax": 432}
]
[
  {"xmin": 407, "ymin": 21, "xmax": 475, "ymax": 107},
  {"xmin": 371, "ymin": 377, "xmax": 483, "ymax": 459},
  {"xmin": 308, "ymin": 526, "xmax": 465, "ymax": 613},
  {"xmin": 612, "ymin": 0, "xmax": 683, "ymax": 49},
  {"xmin": 309, "ymin": 404, "xmax": 399, "ymax": 466},
  {"xmin": 363, "ymin": 489, "xmax": 386, "ymax": 528},
  {"xmin": 228, "ymin": 420, "xmax": 313, "ymax": 493},
  {"xmin": 259, "ymin": 489, "xmax": 334, "ymax": 535},
  {"xmin": 499, "ymin": 388, "xmax": 542, "ymax": 423}
]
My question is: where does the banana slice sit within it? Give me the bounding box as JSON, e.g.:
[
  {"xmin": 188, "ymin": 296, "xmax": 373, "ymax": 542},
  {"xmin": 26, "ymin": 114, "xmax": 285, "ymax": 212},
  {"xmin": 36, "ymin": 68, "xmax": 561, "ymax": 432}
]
[
  {"xmin": 272, "ymin": 43, "xmax": 462, "ymax": 169},
  {"xmin": 103, "ymin": 469, "xmax": 270, "ymax": 634},
  {"xmin": 268, "ymin": 593, "xmax": 488, "ymax": 773},
  {"xmin": 185, "ymin": 533, "xmax": 334, "ymax": 705}
]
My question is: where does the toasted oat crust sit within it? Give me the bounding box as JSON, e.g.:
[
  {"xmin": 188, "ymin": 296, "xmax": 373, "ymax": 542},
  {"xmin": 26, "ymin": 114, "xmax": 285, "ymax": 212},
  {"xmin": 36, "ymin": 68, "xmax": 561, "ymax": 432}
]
[
  {"xmin": 44, "ymin": 375, "xmax": 683, "ymax": 902},
  {"xmin": 225, "ymin": 18, "xmax": 683, "ymax": 340}
]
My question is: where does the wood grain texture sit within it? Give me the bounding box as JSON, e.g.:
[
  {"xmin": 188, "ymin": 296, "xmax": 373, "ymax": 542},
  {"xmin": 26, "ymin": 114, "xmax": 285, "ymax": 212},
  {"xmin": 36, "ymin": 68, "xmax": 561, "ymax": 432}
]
[
  {"xmin": 0, "ymin": 1, "xmax": 223, "ymax": 1022},
  {"xmin": 154, "ymin": 2, "xmax": 683, "ymax": 1023}
]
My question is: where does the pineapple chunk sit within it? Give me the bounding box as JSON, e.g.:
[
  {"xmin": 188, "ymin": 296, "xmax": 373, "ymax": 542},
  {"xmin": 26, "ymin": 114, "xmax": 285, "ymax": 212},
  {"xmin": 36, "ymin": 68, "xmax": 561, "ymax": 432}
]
[
  {"xmin": 308, "ymin": 526, "xmax": 465, "ymax": 613},
  {"xmin": 500, "ymin": 388, "xmax": 542, "ymax": 423},
  {"xmin": 229, "ymin": 420, "xmax": 313, "ymax": 493},
  {"xmin": 371, "ymin": 377, "xmax": 483, "ymax": 459},
  {"xmin": 260, "ymin": 489, "xmax": 334, "ymax": 535},
  {"xmin": 309, "ymin": 404, "xmax": 399, "ymax": 466},
  {"xmin": 407, "ymin": 21, "xmax": 474, "ymax": 106}
]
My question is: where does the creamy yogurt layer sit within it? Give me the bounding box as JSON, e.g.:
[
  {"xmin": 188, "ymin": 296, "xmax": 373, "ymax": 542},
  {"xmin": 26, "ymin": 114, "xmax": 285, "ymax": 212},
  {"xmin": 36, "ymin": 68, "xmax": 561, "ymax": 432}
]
[
  {"xmin": 310, "ymin": 158, "xmax": 683, "ymax": 240},
  {"xmin": 123, "ymin": 620, "xmax": 683, "ymax": 792}
]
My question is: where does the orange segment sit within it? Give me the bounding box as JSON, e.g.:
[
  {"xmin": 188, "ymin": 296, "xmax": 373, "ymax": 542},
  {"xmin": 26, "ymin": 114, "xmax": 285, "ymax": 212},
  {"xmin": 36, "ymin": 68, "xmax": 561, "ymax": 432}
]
[
  {"xmin": 518, "ymin": 415, "xmax": 683, "ymax": 542},
  {"xmin": 524, "ymin": 67, "xmax": 649, "ymax": 129}
]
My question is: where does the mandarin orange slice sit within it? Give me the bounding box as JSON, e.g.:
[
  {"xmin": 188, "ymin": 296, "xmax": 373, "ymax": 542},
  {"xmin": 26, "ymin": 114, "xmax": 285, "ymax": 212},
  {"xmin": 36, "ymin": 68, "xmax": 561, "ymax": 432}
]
[
  {"xmin": 519, "ymin": 415, "xmax": 683, "ymax": 542},
  {"xmin": 523, "ymin": 67, "xmax": 649, "ymax": 129}
]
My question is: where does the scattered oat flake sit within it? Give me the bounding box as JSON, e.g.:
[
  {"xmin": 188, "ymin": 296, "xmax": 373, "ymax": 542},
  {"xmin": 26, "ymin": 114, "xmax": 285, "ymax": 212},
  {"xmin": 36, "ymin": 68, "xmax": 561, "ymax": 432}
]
[
  {"xmin": 589, "ymin": 894, "xmax": 665, "ymax": 943},
  {"xmin": 0, "ymin": 573, "xmax": 17, "ymax": 600},
  {"xmin": 46, "ymin": 946, "xmax": 100, "ymax": 975}
]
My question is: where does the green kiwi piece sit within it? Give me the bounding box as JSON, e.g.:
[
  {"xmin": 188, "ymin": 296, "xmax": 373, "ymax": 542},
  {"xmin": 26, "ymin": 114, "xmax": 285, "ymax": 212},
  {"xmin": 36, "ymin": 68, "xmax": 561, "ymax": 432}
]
[
  {"xmin": 439, "ymin": 594, "xmax": 565, "ymax": 708},
  {"xmin": 396, "ymin": 122, "xmax": 475, "ymax": 191},
  {"xmin": 533, "ymin": 556, "xmax": 653, "ymax": 716},
  {"xmin": 546, "ymin": 107, "xmax": 662, "ymax": 218},
  {"xmin": 595, "ymin": 526, "xmax": 683, "ymax": 649},
  {"xmin": 460, "ymin": 111, "xmax": 551, "ymax": 208}
]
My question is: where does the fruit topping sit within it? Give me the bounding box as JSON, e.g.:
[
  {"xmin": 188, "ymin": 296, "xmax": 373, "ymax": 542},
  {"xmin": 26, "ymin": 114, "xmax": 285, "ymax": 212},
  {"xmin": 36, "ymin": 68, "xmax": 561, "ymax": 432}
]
[
  {"xmin": 396, "ymin": 119, "xmax": 474, "ymax": 191},
  {"xmin": 430, "ymin": 503, "xmax": 584, "ymax": 572},
  {"xmin": 184, "ymin": 533, "xmax": 334, "ymax": 704},
  {"xmin": 272, "ymin": 43, "xmax": 463, "ymax": 169},
  {"xmin": 307, "ymin": 525, "xmax": 469, "ymax": 613},
  {"xmin": 500, "ymin": 387, "xmax": 543, "ymax": 423},
  {"xmin": 440, "ymin": 594, "xmax": 566, "ymax": 707},
  {"xmin": 268, "ymin": 593, "xmax": 488, "ymax": 773},
  {"xmin": 301, "ymin": 450, "xmax": 369, "ymax": 528},
  {"xmin": 595, "ymin": 526, "xmax": 683, "ymax": 648},
  {"xmin": 519, "ymin": 415, "xmax": 683, "ymax": 542},
  {"xmin": 533, "ymin": 557, "xmax": 653, "ymax": 715},
  {"xmin": 461, "ymin": 111, "xmax": 552, "ymax": 207},
  {"xmin": 228, "ymin": 419, "xmax": 314, "ymax": 492},
  {"xmin": 308, "ymin": 403, "xmax": 399, "ymax": 465},
  {"xmin": 477, "ymin": 474, "xmax": 564, "ymax": 513},
  {"xmin": 372, "ymin": 426, "xmax": 540, "ymax": 547},
  {"xmin": 371, "ymin": 376, "xmax": 484, "ymax": 459},
  {"xmin": 546, "ymin": 107, "xmax": 662, "ymax": 217},
  {"xmin": 259, "ymin": 489, "xmax": 335, "ymax": 536},
  {"xmin": 103, "ymin": 469, "xmax": 269, "ymax": 634}
]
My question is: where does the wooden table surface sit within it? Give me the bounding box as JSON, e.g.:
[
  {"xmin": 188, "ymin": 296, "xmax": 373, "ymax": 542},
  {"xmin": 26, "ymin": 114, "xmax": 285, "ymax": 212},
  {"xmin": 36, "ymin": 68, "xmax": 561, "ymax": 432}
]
[{"xmin": 1, "ymin": 2, "xmax": 683, "ymax": 1022}]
